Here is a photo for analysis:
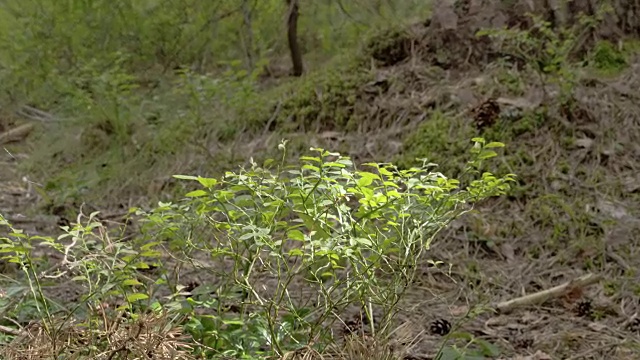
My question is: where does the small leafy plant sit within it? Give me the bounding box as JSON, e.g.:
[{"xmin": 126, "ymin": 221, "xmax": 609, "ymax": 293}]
[
  {"xmin": 134, "ymin": 138, "xmax": 514, "ymax": 357},
  {"xmin": 0, "ymin": 138, "xmax": 514, "ymax": 359},
  {"xmin": 477, "ymin": 6, "xmax": 612, "ymax": 103},
  {"xmin": 0, "ymin": 210, "xmax": 195, "ymax": 359}
]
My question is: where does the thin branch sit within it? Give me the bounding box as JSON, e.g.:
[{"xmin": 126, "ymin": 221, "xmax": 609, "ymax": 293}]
[
  {"xmin": 0, "ymin": 123, "xmax": 35, "ymax": 145},
  {"xmin": 16, "ymin": 105, "xmax": 63, "ymax": 123},
  {"xmin": 495, "ymin": 273, "xmax": 601, "ymax": 314},
  {"xmin": 0, "ymin": 324, "xmax": 22, "ymax": 336}
]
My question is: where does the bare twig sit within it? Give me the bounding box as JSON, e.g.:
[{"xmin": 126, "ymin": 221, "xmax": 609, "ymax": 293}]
[
  {"xmin": 0, "ymin": 324, "xmax": 22, "ymax": 336},
  {"xmin": 495, "ymin": 273, "xmax": 602, "ymax": 314},
  {"xmin": 0, "ymin": 123, "xmax": 34, "ymax": 145},
  {"xmin": 606, "ymin": 244, "xmax": 631, "ymax": 271},
  {"xmin": 262, "ymin": 100, "xmax": 282, "ymax": 136},
  {"xmin": 16, "ymin": 105, "xmax": 62, "ymax": 122},
  {"xmin": 3, "ymin": 214, "xmax": 58, "ymax": 225}
]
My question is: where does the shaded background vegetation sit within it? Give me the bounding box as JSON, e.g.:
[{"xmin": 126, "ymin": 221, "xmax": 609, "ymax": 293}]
[{"xmin": 0, "ymin": 0, "xmax": 433, "ymax": 212}]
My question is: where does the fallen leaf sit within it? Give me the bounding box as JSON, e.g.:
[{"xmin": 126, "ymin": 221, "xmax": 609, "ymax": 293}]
[
  {"xmin": 575, "ymin": 137, "xmax": 594, "ymax": 149},
  {"xmin": 588, "ymin": 321, "xmax": 607, "ymax": 332},
  {"xmin": 500, "ymin": 242, "xmax": 515, "ymax": 262},
  {"xmin": 449, "ymin": 305, "xmax": 469, "ymax": 316},
  {"xmin": 496, "ymin": 96, "xmax": 540, "ymax": 110},
  {"xmin": 622, "ymin": 176, "xmax": 640, "ymax": 193},
  {"xmin": 596, "ymin": 200, "xmax": 628, "ymax": 220},
  {"xmin": 520, "ymin": 311, "xmax": 540, "ymax": 325}
]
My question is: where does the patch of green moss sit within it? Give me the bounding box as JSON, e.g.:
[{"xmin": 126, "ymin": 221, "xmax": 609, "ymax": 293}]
[
  {"xmin": 396, "ymin": 111, "xmax": 475, "ymax": 175},
  {"xmin": 241, "ymin": 25, "xmax": 419, "ymax": 135},
  {"xmin": 622, "ymin": 38, "xmax": 640, "ymax": 55},
  {"xmin": 265, "ymin": 62, "xmax": 373, "ymax": 132},
  {"xmin": 603, "ymin": 281, "xmax": 619, "ymax": 297},
  {"xmin": 397, "ymin": 107, "xmax": 542, "ymax": 178},
  {"xmin": 360, "ymin": 26, "xmax": 412, "ymax": 67},
  {"xmin": 589, "ymin": 40, "xmax": 628, "ymax": 76}
]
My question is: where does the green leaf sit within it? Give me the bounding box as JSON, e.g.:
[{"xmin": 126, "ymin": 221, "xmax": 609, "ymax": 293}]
[
  {"xmin": 386, "ymin": 190, "xmax": 401, "ymax": 198},
  {"xmin": 287, "ymin": 229, "xmax": 305, "ymax": 241},
  {"xmin": 383, "ymin": 181, "xmax": 399, "ymax": 188},
  {"xmin": 437, "ymin": 347, "xmax": 464, "ymax": 360},
  {"xmin": 323, "ymin": 162, "xmax": 346, "ymax": 168},
  {"xmin": 357, "ymin": 177, "xmax": 373, "ymax": 187},
  {"xmin": 140, "ymin": 250, "xmax": 162, "ymax": 257},
  {"xmin": 302, "ymin": 164, "xmax": 320, "ymax": 172},
  {"xmin": 185, "ymin": 190, "xmax": 208, "ymax": 197},
  {"xmin": 197, "ymin": 176, "xmax": 218, "ymax": 188},
  {"xmin": 320, "ymin": 272, "xmax": 335, "ymax": 279},
  {"xmin": 478, "ymin": 150, "xmax": 498, "ymax": 159},
  {"xmin": 378, "ymin": 168, "xmax": 393, "ymax": 176},
  {"xmin": 288, "ymin": 249, "xmax": 304, "ymax": 256},
  {"xmin": 122, "ymin": 279, "xmax": 143, "ymax": 286},
  {"xmin": 354, "ymin": 237, "xmax": 373, "ymax": 246},
  {"xmin": 300, "ymin": 156, "xmax": 321, "ymax": 163},
  {"xmin": 484, "ymin": 142, "xmax": 505, "ymax": 148},
  {"xmin": 126, "ymin": 293, "xmax": 149, "ymax": 302},
  {"xmin": 140, "ymin": 241, "xmax": 162, "ymax": 250},
  {"xmin": 134, "ymin": 262, "xmax": 150, "ymax": 269},
  {"xmin": 222, "ymin": 319, "xmax": 244, "ymax": 325},
  {"xmin": 357, "ymin": 172, "xmax": 380, "ymax": 187},
  {"xmin": 173, "ymin": 175, "xmax": 199, "ymax": 181},
  {"xmin": 475, "ymin": 338, "xmax": 501, "ymax": 357},
  {"xmin": 239, "ymin": 232, "xmax": 256, "ymax": 240}
]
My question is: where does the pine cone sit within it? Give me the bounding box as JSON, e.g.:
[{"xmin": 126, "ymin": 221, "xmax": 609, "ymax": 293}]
[
  {"xmin": 574, "ymin": 299, "xmax": 593, "ymax": 318},
  {"xmin": 471, "ymin": 98, "xmax": 501, "ymax": 130},
  {"xmin": 430, "ymin": 319, "xmax": 451, "ymax": 336}
]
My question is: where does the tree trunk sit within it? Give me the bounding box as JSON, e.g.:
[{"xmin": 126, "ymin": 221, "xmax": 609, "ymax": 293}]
[
  {"xmin": 241, "ymin": 0, "xmax": 255, "ymax": 70},
  {"xmin": 285, "ymin": 0, "xmax": 304, "ymax": 76}
]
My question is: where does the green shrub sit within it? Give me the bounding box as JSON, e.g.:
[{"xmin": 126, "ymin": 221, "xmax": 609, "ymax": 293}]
[
  {"xmin": 477, "ymin": 7, "xmax": 611, "ymax": 103},
  {"xmin": 134, "ymin": 138, "xmax": 514, "ymax": 357},
  {"xmin": 589, "ymin": 40, "xmax": 628, "ymax": 75},
  {"xmin": 0, "ymin": 139, "xmax": 514, "ymax": 358}
]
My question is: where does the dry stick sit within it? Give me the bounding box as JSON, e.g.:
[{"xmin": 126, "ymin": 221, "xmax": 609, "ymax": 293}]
[
  {"xmin": 0, "ymin": 324, "xmax": 21, "ymax": 336},
  {"xmin": 16, "ymin": 105, "xmax": 60, "ymax": 122},
  {"xmin": 0, "ymin": 123, "xmax": 34, "ymax": 145},
  {"xmin": 495, "ymin": 273, "xmax": 602, "ymax": 314}
]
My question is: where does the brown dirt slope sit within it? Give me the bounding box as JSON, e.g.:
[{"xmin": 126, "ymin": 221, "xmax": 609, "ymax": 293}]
[{"xmin": 324, "ymin": 1, "xmax": 640, "ymax": 359}]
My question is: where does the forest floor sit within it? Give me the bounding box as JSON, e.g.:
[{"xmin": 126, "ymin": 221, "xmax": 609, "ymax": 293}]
[{"xmin": 2, "ymin": 6, "xmax": 640, "ymax": 360}]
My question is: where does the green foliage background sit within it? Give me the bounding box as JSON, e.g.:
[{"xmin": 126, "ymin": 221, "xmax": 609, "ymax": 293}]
[
  {"xmin": 0, "ymin": 0, "xmax": 429, "ymax": 108},
  {"xmin": 0, "ymin": 0, "xmax": 431, "ymax": 210}
]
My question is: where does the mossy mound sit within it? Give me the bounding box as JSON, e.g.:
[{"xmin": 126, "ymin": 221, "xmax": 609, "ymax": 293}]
[{"xmin": 268, "ymin": 62, "xmax": 373, "ymax": 132}]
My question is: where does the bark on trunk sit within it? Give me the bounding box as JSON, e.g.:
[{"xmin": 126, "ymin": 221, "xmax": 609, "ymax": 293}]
[{"xmin": 286, "ymin": 0, "xmax": 304, "ymax": 77}]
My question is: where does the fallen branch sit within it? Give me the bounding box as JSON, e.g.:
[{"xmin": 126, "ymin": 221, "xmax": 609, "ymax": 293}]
[
  {"xmin": 495, "ymin": 273, "xmax": 602, "ymax": 314},
  {"xmin": 0, "ymin": 324, "xmax": 21, "ymax": 337},
  {"xmin": 16, "ymin": 105, "xmax": 62, "ymax": 122},
  {"xmin": 0, "ymin": 123, "xmax": 34, "ymax": 145},
  {"xmin": 3, "ymin": 214, "xmax": 59, "ymax": 225}
]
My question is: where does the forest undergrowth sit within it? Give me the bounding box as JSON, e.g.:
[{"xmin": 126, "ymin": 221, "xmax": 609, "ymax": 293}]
[{"xmin": 1, "ymin": 1, "xmax": 640, "ymax": 359}]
